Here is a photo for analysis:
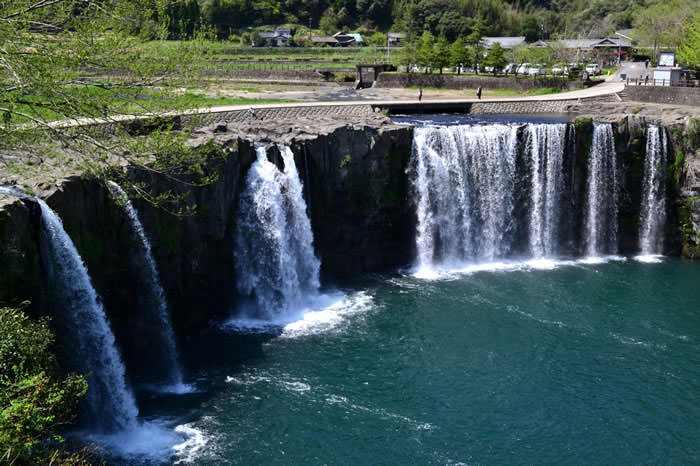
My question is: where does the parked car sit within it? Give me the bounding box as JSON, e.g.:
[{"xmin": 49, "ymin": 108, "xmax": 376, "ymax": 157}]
[
  {"xmin": 551, "ymin": 64, "xmax": 568, "ymax": 75},
  {"xmin": 516, "ymin": 63, "xmax": 530, "ymax": 75},
  {"xmin": 585, "ymin": 63, "xmax": 600, "ymax": 74},
  {"xmin": 504, "ymin": 63, "xmax": 517, "ymax": 74},
  {"xmin": 528, "ymin": 65, "xmax": 545, "ymax": 76}
]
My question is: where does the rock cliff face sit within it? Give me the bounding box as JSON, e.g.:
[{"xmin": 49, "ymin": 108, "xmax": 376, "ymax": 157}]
[
  {"xmin": 0, "ymin": 119, "xmax": 414, "ymax": 343},
  {"xmin": 672, "ymin": 117, "xmax": 700, "ymax": 259},
  {"xmin": 0, "ymin": 113, "xmax": 698, "ymax": 355}
]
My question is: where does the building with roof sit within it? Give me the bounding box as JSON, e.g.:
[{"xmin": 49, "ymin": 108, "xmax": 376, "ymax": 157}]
[
  {"xmin": 333, "ymin": 32, "xmax": 362, "ymax": 47},
  {"xmin": 311, "ymin": 35, "xmax": 339, "ymax": 46},
  {"xmin": 482, "ymin": 37, "xmax": 526, "ymax": 49},
  {"xmin": 257, "ymin": 27, "xmax": 292, "ymax": 46}
]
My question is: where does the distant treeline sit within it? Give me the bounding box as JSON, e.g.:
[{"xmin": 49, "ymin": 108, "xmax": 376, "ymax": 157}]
[{"xmin": 165, "ymin": 0, "xmax": 696, "ymax": 49}]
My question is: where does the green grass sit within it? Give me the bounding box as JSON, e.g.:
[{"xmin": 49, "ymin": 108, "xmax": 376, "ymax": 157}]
[{"xmin": 7, "ymin": 87, "xmax": 296, "ymax": 123}]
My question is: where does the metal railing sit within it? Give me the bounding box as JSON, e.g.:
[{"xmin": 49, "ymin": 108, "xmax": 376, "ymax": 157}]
[{"xmin": 625, "ymin": 77, "xmax": 698, "ymax": 87}]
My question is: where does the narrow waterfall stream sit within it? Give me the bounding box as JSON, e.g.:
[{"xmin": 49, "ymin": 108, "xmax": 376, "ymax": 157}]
[
  {"xmin": 233, "ymin": 145, "xmax": 321, "ymax": 321},
  {"xmin": 37, "ymin": 198, "xmax": 139, "ymax": 433},
  {"xmin": 107, "ymin": 181, "xmax": 186, "ymax": 391},
  {"xmin": 584, "ymin": 122, "xmax": 619, "ymax": 257},
  {"xmin": 638, "ymin": 125, "xmax": 668, "ymax": 258},
  {"xmin": 526, "ymin": 123, "xmax": 566, "ymax": 258}
]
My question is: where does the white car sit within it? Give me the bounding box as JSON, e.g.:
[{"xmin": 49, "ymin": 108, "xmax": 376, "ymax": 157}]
[
  {"xmin": 516, "ymin": 63, "xmax": 530, "ymax": 74},
  {"xmin": 551, "ymin": 64, "xmax": 568, "ymax": 75},
  {"xmin": 585, "ymin": 63, "xmax": 600, "ymax": 74},
  {"xmin": 528, "ymin": 65, "xmax": 545, "ymax": 76}
]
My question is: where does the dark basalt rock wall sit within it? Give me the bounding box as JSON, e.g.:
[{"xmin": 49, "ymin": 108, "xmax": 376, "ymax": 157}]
[{"xmin": 292, "ymin": 124, "xmax": 416, "ymax": 282}]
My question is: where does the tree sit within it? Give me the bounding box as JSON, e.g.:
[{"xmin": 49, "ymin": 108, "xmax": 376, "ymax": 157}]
[
  {"xmin": 0, "ymin": 305, "xmax": 88, "ymax": 463},
  {"xmin": 368, "ymin": 31, "xmax": 388, "ymax": 46},
  {"xmin": 466, "ymin": 19, "xmax": 484, "ymax": 73},
  {"xmin": 417, "ymin": 31, "xmax": 436, "ymax": 72},
  {"xmin": 635, "ymin": 0, "xmax": 695, "ymax": 62},
  {"xmin": 679, "ymin": 14, "xmax": 700, "ymax": 71},
  {"xmin": 433, "ymin": 36, "xmax": 451, "ymax": 74},
  {"xmin": 0, "ymin": 0, "xmax": 222, "ymax": 211},
  {"xmin": 450, "ymin": 38, "xmax": 471, "ymax": 74},
  {"xmin": 512, "ymin": 43, "xmax": 530, "ymax": 75},
  {"xmin": 521, "ymin": 15, "xmax": 540, "ymax": 43},
  {"xmin": 484, "ymin": 42, "xmax": 508, "ymax": 74},
  {"xmin": 396, "ymin": 40, "xmax": 419, "ymax": 72}
]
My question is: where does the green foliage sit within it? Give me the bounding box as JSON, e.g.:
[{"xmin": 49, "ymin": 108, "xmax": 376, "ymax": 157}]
[
  {"xmin": 368, "ymin": 32, "xmax": 388, "ymax": 46},
  {"xmin": 396, "ymin": 40, "xmax": 418, "ymax": 71},
  {"xmin": 0, "ymin": 1, "xmax": 239, "ymax": 211},
  {"xmin": 417, "ymin": 31, "xmax": 436, "ymax": 70},
  {"xmin": 679, "ymin": 14, "xmax": 700, "ymax": 71},
  {"xmin": 484, "ymin": 42, "xmax": 508, "ymax": 73},
  {"xmin": 450, "ymin": 38, "xmax": 471, "ymax": 72},
  {"xmin": 433, "ymin": 36, "xmax": 452, "ymax": 73},
  {"xmin": 0, "ymin": 305, "xmax": 88, "ymax": 464},
  {"xmin": 521, "ymin": 15, "xmax": 541, "ymax": 43}
]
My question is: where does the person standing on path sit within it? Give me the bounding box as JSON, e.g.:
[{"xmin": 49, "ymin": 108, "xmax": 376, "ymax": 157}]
[
  {"xmin": 418, "ymin": 87, "xmax": 423, "ymax": 101},
  {"xmin": 477, "ymin": 87, "xmax": 482, "ymax": 99}
]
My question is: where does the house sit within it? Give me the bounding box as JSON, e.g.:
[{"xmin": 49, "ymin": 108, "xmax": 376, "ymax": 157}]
[
  {"xmin": 591, "ymin": 37, "xmax": 632, "ymax": 50},
  {"xmin": 333, "ymin": 32, "xmax": 361, "ymax": 47},
  {"xmin": 257, "ymin": 27, "xmax": 293, "ymax": 46},
  {"xmin": 311, "ymin": 35, "xmax": 338, "ymax": 46}
]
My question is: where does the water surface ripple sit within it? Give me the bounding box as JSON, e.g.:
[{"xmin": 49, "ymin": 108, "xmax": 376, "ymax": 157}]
[{"xmin": 166, "ymin": 260, "xmax": 700, "ymax": 465}]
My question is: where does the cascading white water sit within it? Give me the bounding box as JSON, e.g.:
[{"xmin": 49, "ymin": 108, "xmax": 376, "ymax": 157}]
[
  {"xmin": 234, "ymin": 145, "xmax": 320, "ymax": 319},
  {"xmin": 37, "ymin": 198, "xmax": 138, "ymax": 433},
  {"xmin": 107, "ymin": 181, "xmax": 184, "ymax": 388},
  {"xmin": 527, "ymin": 124, "xmax": 566, "ymax": 257},
  {"xmin": 584, "ymin": 122, "xmax": 618, "ymax": 256},
  {"xmin": 638, "ymin": 126, "xmax": 668, "ymax": 255},
  {"xmin": 413, "ymin": 124, "xmax": 518, "ymax": 269}
]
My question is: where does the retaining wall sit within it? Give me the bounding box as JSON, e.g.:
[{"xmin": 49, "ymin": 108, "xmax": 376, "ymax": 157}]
[
  {"xmin": 375, "ymin": 72, "xmax": 589, "ymax": 91},
  {"xmin": 622, "ymin": 86, "xmax": 700, "ymax": 106}
]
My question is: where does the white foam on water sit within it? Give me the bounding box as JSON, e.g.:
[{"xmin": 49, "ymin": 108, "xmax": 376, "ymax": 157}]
[
  {"xmin": 578, "ymin": 255, "xmax": 627, "ymax": 265},
  {"xmin": 173, "ymin": 423, "xmax": 209, "ymax": 465},
  {"xmin": 412, "ymin": 257, "xmax": 580, "ymax": 279},
  {"xmin": 79, "ymin": 419, "xmax": 188, "ymax": 463},
  {"xmin": 280, "ymin": 291, "xmax": 373, "ymax": 339},
  {"xmin": 324, "ymin": 393, "xmax": 435, "ymax": 432},
  {"xmin": 633, "ymin": 254, "xmax": 664, "ymax": 263},
  {"xmin": 223, "ymin": 291, "xmax": 374, "ymax": 339}
]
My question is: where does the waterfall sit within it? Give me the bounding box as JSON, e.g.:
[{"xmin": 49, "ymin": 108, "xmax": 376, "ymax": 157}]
[
  {"xmin": 412, "ymin": 124, "xmax": 518, "ymax": 269},
  {"xmin": 37, "ymin": 198, "xmax": 138, "ymax": 433},
  {"xmin": 234, "ymin": 145, "xmax": 320, "ymax": 320},
  {"xmin": 584, "ymin": 123, "xmax": 618, "ymax": 256},
  {"xmin": 638, "ymin": 126, "xmax": 668, "ymax": 255},
  {"xmin": 107, "ymin": 181, "xmax": 184, "ymax": 388},
  {"xmin": 526, "ymin": 124, "xmax": 566, "ymax": 257}
]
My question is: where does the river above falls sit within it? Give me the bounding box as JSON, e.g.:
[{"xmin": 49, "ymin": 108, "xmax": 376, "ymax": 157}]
[{"xmin": 120, "ymin": 258, "xmax": 700, "ymax": 464}]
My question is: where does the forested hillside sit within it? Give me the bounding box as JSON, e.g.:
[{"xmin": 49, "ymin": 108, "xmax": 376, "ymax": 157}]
[{"xmin": 177, "ymin": 0, "xmax": 696, "ymax": 44}]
